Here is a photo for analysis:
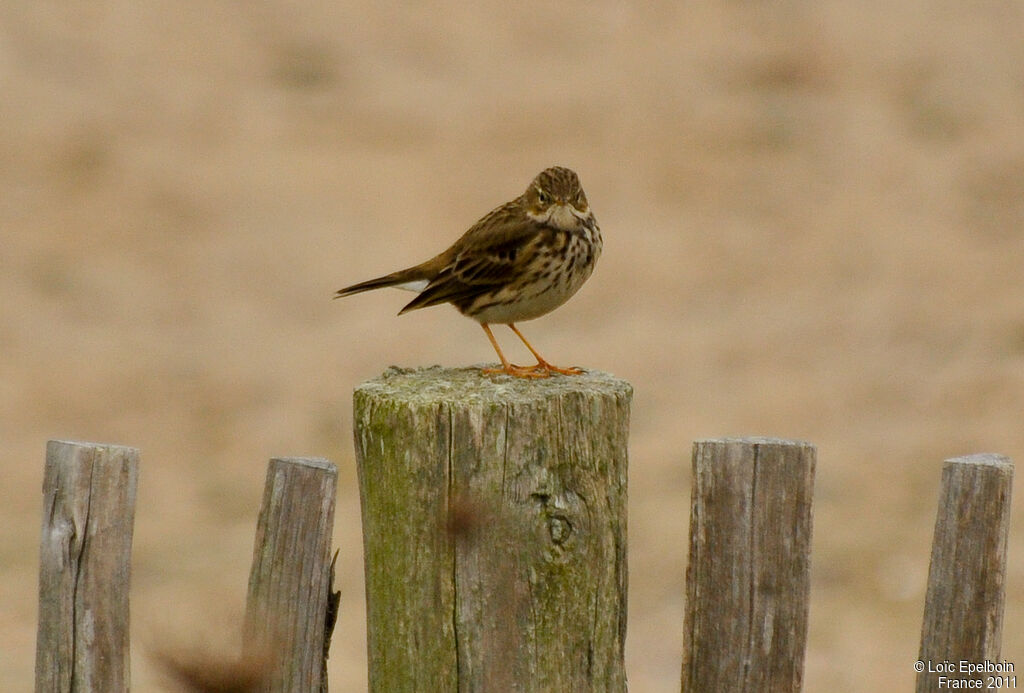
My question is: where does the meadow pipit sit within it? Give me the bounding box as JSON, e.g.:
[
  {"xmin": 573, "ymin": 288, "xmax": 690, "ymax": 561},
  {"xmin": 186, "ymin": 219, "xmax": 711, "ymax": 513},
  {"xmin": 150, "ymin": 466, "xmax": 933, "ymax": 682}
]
[{"xmin": 334, "ymin": 166, "xmax": 601, "ymax": 378}]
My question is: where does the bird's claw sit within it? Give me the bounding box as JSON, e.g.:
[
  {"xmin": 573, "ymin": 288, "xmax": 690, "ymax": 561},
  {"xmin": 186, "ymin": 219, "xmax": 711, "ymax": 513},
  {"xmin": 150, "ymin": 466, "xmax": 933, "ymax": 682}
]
[
  {"xmin": 481, "ymin": 362, "xmax": 583, "ymax": 379},
  {"xmin": 482, "ymin": 364, "xmax": 550, "ymax": 379}
]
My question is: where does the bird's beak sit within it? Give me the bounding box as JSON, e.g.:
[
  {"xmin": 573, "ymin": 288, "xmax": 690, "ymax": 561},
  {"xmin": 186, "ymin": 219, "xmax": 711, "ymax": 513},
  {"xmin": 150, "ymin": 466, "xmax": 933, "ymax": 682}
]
[{"xmin": 548, "ymin": 202, "xmax": 578, "ymax": 230}]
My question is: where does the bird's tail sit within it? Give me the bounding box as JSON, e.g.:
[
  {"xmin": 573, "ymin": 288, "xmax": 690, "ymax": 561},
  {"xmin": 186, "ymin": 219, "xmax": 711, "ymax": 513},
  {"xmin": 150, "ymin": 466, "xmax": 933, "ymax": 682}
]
[{"xmin": 334, "ymin": 267, "xmax": 431, "ymax": 299}]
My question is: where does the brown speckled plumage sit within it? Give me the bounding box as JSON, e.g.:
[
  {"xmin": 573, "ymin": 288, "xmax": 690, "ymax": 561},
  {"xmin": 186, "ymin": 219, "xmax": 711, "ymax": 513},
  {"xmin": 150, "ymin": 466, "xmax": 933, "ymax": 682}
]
[{"xmin": 335, "ymin": 166, "xmax": 601, "ymax": 378}]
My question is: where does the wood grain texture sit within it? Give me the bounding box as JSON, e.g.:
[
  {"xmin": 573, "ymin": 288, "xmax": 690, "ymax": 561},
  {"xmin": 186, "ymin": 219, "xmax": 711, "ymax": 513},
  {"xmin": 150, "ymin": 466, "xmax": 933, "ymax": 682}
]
[
  {"xmin": 35, "ymin": 440, "xmax": 139, "ymax": 693},
  {"xmin": 353, "ymin": 366, "xmax": 632, "ymax": 693},
  {"xmin": 681, "ymin": 437, "xmax": 816, "ymax": 693},
  {"xmin": 916, "ymin": 453, "xmax": 1014, "ymax": 693},
  {"xmin": 244, "ymin": 457, "xmax": 338, "ymax": 693}
]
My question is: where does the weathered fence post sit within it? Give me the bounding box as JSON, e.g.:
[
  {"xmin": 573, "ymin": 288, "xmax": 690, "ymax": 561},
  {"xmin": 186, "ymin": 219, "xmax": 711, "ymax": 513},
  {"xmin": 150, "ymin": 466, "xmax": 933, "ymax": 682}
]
[
  {"xmin": 681, "ymin": 437, "xmax": 816, "ymax": 693},
  {"xmin": 35, "ymin": 440, "xmax": 140, "ymax": 693},
  {"xmin": 353, "ymin": 366, "xmax": 632, "ymax": 692},
  {"xmin": 244, "ymin": 457, "xmax": 338, "ymax": 693},
  {"xmin": 916, "ymin": 453, "xmax": 1014, "ymax": 692}
]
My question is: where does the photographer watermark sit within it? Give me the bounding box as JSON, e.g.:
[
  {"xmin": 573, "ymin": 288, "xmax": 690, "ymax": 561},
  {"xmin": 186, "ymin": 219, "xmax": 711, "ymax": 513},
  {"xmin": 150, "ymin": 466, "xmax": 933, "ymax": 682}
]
[{"xmin": 915, "ymin": 659, "xmax": 1016, "ymax": 689}]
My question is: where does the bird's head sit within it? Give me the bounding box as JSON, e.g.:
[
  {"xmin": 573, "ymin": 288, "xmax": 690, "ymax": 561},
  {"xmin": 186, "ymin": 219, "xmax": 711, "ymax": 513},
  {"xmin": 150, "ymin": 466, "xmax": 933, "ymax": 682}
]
[{"xmin": 524, "ymin": 166, "xmax": 593, "ymax": 232}]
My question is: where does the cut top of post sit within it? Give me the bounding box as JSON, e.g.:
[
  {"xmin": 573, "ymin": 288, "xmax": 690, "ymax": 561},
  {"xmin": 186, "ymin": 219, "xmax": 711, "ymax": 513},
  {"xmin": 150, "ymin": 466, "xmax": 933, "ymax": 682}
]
[
  {"xmin": 694, "ymin": 436, "xmax": 814, "ymax": 449},
  {"xmin": 270, "ymin": 456, "xmax": 336, "ymax": 473},
  {"xmin": 945, "ymin": 453, "xmax": 1013, "ymax": 471},
  {"xmin": 47, "ymin": 439, "xmax": 140, "ymax": 456},
  {"xmin": 354, "ymin": 366, "xmax": 633, "ymax": 404}
]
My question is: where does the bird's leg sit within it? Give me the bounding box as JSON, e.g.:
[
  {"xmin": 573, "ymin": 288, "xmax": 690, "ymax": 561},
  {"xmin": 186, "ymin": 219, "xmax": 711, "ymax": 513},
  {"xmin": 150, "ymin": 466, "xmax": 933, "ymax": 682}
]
[
  {"xmin": 480, "ymin": 324, "xmax": 550, "ymax": 378},
  {"xmin": 507, "ymin": 323, "xmax": 584, "ymax": 375}
]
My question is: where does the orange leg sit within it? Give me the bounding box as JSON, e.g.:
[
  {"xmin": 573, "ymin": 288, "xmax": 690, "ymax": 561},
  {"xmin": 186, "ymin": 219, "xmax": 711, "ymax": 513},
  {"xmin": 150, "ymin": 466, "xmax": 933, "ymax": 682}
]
[
  {"xmin": 507, "ymin": 323, "xmax": 583, "ymax": 376},
  {"xmin": 479, "ymin": 324, "xmax": 550, "ymax": 378}
]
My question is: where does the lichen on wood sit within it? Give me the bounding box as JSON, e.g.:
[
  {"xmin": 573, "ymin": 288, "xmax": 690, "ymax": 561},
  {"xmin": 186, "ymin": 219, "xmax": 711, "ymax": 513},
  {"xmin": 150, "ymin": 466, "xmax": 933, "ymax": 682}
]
[{"xmin": 354, "ymin": 366, "xmax": 632, "ymax": 693}]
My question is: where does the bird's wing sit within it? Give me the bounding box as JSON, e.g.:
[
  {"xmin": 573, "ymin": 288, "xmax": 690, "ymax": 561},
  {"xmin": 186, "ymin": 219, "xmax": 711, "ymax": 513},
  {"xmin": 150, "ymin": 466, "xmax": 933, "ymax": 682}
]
[{"xmin": 399, "ymin": 210, "xmax": 546, "ymax": 313}]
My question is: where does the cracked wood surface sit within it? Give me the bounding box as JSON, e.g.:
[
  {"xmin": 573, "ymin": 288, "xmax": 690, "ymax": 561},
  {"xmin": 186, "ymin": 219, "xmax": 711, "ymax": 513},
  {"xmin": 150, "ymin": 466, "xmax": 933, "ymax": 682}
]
[
  {"xmin": 244, "ymin": 457, "xmax": 338, "ymax": 693},
  {"xmin": 354, "ymin": 366, "xmax": 631, "ymax": 693},
  {"xmin": 916, "ymin": 454, "xmax": 1013, "ymax": 693},
  {"xmin": 35, "ymin": 440, "xmax": 139, "ymax": 693},
  {"xmin": 681, "ymin": 437, "xmax": 816, "ymax": 693}
]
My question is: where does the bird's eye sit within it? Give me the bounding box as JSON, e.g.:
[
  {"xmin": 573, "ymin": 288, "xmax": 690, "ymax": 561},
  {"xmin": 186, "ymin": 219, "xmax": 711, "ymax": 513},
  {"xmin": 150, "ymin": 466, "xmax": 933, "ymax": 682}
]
[{"xmin": 537, "ymin": 190, "xmax": 550, "ymax": 204}]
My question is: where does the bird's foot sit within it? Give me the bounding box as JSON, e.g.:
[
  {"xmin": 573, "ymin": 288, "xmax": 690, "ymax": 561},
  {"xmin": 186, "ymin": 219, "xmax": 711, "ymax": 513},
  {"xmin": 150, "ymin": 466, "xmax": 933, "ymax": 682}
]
[
  {"xmin": 523, "ymin": 361, "xmax": 584, "ymax": 376},
  {"xmin": 481, "ymin": 362, "xmax": 583, "ymax": 378},
  {"xmin": 481, "ymin": 363, "xmax": 552, "ymax": 379}
]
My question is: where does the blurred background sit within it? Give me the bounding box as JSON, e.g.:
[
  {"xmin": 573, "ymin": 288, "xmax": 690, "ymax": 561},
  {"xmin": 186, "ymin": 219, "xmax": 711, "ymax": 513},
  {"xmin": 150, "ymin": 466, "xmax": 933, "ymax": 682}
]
[{"xmin": 3, "ymin": 1, "xmax": 1023, "ymax": 690}]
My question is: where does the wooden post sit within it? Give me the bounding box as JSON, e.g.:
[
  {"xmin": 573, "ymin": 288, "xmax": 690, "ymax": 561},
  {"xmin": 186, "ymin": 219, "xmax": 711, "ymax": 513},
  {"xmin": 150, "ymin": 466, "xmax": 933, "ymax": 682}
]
[
  {"xmin": 35, "ymin": 440, "xmax": 140, "ymax": 693},
  {"xmin": 916, "ymin": 453, "xmax": 1014, "ymax": 692},
  {"xmin": 244, "ymin": 457, "xmax": 338, "ymax": 693},
  {"xmin": 681, "ymin": 437, "xmax": 816, "ymax": 693},
  {"xmin": 353, "ymin": 366, "xmax": 632, "ymax": 693}
]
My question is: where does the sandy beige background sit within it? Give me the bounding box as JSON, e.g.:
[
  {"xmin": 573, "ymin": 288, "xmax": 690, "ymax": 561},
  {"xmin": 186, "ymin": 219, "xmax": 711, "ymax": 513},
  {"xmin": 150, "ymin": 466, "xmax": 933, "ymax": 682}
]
[{"xmin": 3, "ymin": 1, "xmax": 1023, "ymax": 690}]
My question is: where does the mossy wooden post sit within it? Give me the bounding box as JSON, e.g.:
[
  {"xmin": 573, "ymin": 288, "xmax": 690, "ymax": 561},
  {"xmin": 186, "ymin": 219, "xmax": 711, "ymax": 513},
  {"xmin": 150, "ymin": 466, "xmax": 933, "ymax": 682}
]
[
  {"xmin": 35, "ymin": 440, "xmax": 140, "ymax": 693},
  {"xmin": 681, "ymin": 437, "xmax": 816, "ymax": 693},
  {"xmin": 354, "ymin": 366, "xmax": 632, "ymax": 693},
  {"xmin": 244, "ymin": 457, "xmax": 338, "ymax": 693},
  {"xmin": 916, "ymin": 454, "xmax": 1013, "ymax": 693}
]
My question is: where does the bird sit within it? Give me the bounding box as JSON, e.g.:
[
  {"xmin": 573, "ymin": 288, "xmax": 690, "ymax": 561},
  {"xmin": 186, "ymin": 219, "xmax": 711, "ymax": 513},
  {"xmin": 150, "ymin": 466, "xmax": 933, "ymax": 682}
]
[{"xmin": 334, "ymin": 166, "xmax": 602, "ymax": 378}]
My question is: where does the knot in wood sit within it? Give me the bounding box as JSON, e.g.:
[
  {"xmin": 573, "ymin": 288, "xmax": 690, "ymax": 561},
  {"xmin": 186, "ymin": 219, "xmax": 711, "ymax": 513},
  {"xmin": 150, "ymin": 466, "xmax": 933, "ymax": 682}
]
[{"xmin": 547, "ymin": 515, "xmax": 572, "ymax": 545}]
